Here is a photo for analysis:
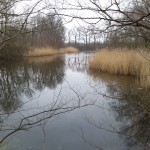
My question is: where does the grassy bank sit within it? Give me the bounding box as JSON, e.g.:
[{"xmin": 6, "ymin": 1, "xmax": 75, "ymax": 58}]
[
  {"xmin": 89, "ymin": 48, "xmax": 150, "ymax": 79},
  {"xmin": 26, "ymin": 46, "xmax": 78, "ymax": 57}
]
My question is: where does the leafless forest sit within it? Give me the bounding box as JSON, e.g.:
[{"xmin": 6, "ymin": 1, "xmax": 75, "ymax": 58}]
[{"xmin": 0, "ymin": 0, "xmax": 150, "ymax": 150}]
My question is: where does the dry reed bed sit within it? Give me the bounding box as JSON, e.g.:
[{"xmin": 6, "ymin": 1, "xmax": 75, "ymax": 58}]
[
  {"xmin": 89, "ymin": 49, "xmax": 150, "ymax": 79},
  {"xmin": 26, "ymin": 46, "xmax": 78, "ymax": 57}
]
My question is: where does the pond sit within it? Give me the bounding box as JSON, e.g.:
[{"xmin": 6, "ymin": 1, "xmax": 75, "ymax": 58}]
[{"xmin": 0, "ymin": 53, "xmax": 150, "ymax": 150}]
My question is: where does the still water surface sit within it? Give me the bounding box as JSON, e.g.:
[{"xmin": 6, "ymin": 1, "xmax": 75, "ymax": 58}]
[{"xmin": 0, "ymin": 53, "xmax": 149, "ymax": 150}]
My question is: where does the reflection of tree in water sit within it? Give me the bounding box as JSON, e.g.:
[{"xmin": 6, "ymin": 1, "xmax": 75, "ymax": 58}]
[
  {"xmin": 66, "ymin": 53, "xmax": 89, "ymax": 72},
  {"xmin": 0, "ymin": 56, "xmax": 65, "ymax": 113},
  {"xmin": 89, "ymin": 70, "xmax": 150, "ymax": 149},
  {"xmin": 111, "ymin": 87, "xmax": 150, "ymax": 148},
  {"xmin": 0, "ymin": 56, "xmax": 90, "ymax": 145},
  {"xmin": 29, "ymin": 56, "xmax": 65, "ymax": 90},
  {"xmin": 0, "ymin": 61, "xmax": 31, "ymax": 113}
]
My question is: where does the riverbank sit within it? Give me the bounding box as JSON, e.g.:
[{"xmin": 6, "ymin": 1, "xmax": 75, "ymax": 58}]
[
  {"xmin": 89, "ymin": 48, "xmax": 150, "ymax": 79},
  {"xmin": 26, "ymin": 46, "xmax": 78, "ymax": 57}
]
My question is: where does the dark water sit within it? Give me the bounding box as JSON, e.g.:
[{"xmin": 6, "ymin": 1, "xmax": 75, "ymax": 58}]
[{"xmin": 0, "ymin": 53, "xmax": 150, "ymax": 150}]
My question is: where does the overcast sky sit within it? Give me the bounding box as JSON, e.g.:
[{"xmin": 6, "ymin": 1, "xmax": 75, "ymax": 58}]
[
  {"xmin": 15, "ymin": 0, "xmax": 129, "ymax": 43},
  {"xmin": 15, "ymin": 0, "xmax": 109, "ymax": 29}
]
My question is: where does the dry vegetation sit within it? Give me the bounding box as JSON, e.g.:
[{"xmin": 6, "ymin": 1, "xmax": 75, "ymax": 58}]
[
  {"xmin": 26, "ymin": 46, "xmax": 78, "ymax": 57},
  {"xmin": 89, "ymin": 48, "xmax": 150, "ymax": 79}
]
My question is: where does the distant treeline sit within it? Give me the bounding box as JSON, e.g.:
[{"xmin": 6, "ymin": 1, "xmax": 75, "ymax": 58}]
[
  {"xmin": 0, "ymin": 0, "xmax": 150, "ymax": 58},
  {"xmin": 0, "ymin": 0, "xmax": 65, "ymax": 58},
  {"xmin": 67, "ymin": 0, "xmax": 150, "ymax": 51}
]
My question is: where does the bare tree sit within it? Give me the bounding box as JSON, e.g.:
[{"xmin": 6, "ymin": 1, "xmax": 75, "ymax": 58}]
[
  {"xmin": 55, "ymin": 0, "xmax": 150, "ymax": 49},
  {"xmin": 0, "ymin": 0, "xmax": 66, "ymax": 57}
]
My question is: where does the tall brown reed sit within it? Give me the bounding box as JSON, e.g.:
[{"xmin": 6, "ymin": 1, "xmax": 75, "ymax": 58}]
[
  {"xmin": 26, "ymin": 46, "xmax": 78, "ymax": 57},
  {"xmin": 89, "ymin": 48, "xmax": 150, "ymax": 79}
]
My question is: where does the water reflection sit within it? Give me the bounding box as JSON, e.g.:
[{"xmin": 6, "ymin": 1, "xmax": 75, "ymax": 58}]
[
  {"xmin": 28, "ymin": 56, "xmax": 65, "ymax": 90},
  {"xmin": 0, "ymin": 56, "xmax": 65, "ymax": 114},
  {"xmin": 0, "ymin": 61, "xmax": 29, "ymax": 113},
  {"xmin": 89, "ymin": 70, "xmax": 150, "ymax": 149},
  {"xmin": 66, "ymin": 53, "xmax": 90, "ymax": 72},
  {"xmin": 0, "ymin": 55, "xmax": 94, "ymax": 149},
  {"xmin": 0, "ymin": 53, "xmax": 149, "ymax": 150}
]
